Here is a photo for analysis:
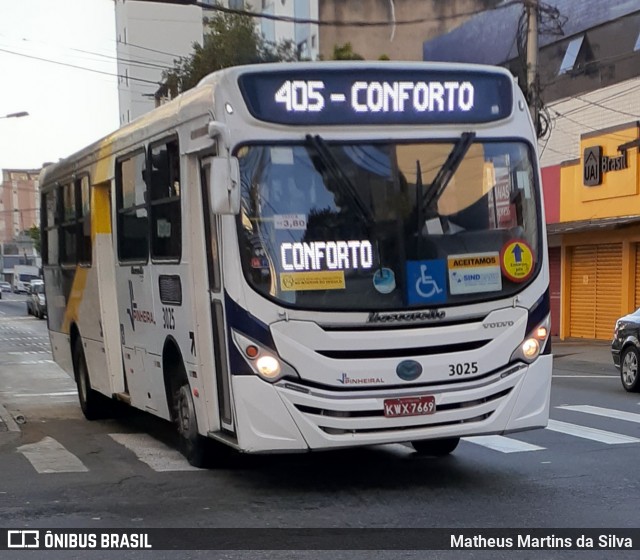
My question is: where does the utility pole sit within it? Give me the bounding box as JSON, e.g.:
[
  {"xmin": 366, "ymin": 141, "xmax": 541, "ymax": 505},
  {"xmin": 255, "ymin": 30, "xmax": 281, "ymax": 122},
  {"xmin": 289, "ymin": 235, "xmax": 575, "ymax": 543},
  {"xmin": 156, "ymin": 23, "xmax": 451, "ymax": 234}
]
[{"xmin": 526, "ymin": 0, "xmax": 539, "ymax": 133}]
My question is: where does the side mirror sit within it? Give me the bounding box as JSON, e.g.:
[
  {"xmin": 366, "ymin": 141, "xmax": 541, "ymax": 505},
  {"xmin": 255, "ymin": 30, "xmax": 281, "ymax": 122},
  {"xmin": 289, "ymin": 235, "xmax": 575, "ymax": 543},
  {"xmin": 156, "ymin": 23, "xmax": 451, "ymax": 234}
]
[{"xmin": 209, "ymin": 156, "xmax": 241, "ymax": 215}]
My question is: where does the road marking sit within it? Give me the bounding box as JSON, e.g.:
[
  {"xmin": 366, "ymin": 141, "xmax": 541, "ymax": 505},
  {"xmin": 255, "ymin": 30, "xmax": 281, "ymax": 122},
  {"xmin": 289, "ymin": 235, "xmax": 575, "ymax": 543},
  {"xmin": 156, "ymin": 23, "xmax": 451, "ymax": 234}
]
[
  {"xmin": 10, "ymin": 391, "xmax": 77, "ymax": 397},
  {"xmin": 17, "ymin": 437, "xmax": 88, "ymax": 474},
  {"xmin": 546, "ymin": 419, "xmax": 640, "ymax": 444},
  {"xmin": 108, "ymin": 433, "xmax": 200, "ymax": 471},
  {"xmin": 463, "ymin": 435, "xmax": 545, "ymax": 453},
  {"xmin": 552, "ymin": 375, "xmax": 617, "ymax": 378},
  {"xmin": 557, "ymin": 405, "xmax": 640, "ymax": 424}
]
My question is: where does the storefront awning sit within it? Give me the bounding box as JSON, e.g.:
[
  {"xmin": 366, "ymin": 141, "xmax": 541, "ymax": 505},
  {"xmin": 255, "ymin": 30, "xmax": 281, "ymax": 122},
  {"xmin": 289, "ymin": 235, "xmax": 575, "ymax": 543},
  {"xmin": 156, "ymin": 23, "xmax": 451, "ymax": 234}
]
[{"xmin": 547, "ymin": 216, "xmax": 640, "ymax": 235}]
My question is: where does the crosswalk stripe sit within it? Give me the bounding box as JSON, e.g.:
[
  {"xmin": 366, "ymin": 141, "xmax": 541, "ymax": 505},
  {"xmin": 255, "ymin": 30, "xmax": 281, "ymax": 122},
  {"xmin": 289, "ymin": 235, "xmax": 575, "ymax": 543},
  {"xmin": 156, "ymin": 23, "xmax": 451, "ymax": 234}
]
[
  {"xmin": 108, "ymin": 433, "xmax": 200, "ymax": 471},
  {"xmin": 463, "ymin": 435, "xmax": 545, "ymax": 453},
  {"xmin": 17, "ymin": 437, "xmax": 88, "ymax": 474},
  {"xmin": 557, "ymin": 405, "xmax": 640, "ymax": 424},
  {"xmin": 546, "ymin": 419, "xmax": 640, "ymax": 444}
]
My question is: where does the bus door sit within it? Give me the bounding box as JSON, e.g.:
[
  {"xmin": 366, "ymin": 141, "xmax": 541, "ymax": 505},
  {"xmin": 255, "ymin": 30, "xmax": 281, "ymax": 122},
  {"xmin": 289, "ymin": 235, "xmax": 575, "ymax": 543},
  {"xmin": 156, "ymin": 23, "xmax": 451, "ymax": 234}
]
[
  {"xmin": 114, "ymin": 150, "xmax": 158, "ymax": 410},
  {"xmin": 92, "ymin": 181, "xmax": 129, "ymax": 396},
  {"xmin": 200, "ymin": 158, "xmax": 234, "ymax": 432}
]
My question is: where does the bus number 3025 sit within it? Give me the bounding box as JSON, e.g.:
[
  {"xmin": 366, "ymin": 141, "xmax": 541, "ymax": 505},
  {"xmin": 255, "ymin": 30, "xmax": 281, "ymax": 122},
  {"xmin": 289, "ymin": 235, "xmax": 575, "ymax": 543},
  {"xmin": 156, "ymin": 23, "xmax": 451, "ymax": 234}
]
[{"xmin": 448, "ymin": 362, "xmax": 478, "ymax": 376}]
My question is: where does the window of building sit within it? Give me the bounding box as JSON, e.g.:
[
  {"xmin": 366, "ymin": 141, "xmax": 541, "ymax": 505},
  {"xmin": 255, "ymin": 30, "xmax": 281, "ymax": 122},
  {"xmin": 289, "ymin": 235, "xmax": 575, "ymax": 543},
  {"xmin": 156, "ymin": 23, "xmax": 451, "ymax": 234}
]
[
  {"xmin": 229, "ymin": 0, "xmax": 244, "ymax": 9},
  {"xmin": 149, "ymin": 139, "xmax": 181, "ymax": 260},
  {"xmin": 117, "ymin": 150, "xmax": 148, "ymax": 262},
  {"xmin": 559, "ymin": 35, "xmax": 584, "ymax": 74},
  {"xmin": 634, "ymin": 30, "xmax": 640, "ymax": 52}
]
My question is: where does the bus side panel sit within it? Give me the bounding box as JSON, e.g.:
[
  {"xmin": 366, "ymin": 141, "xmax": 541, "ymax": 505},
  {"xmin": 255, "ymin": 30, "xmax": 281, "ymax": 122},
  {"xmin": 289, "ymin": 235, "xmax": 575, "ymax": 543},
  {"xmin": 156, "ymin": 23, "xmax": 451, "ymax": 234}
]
[{"xmin": 115, "ymin": 269, "xmax": 170, "ymax": 418}]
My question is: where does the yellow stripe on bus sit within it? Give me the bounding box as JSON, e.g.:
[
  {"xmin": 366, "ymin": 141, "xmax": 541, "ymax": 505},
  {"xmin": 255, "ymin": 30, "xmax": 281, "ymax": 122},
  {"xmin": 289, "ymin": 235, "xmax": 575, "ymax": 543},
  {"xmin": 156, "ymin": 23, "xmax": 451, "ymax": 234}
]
[
  {"xmin": 61, "ymin": 267, "xmax": 89, "ymax": 334},
  {"xmin": 92, "ymin": 185, "xmax": 111, "ymax": 235}
]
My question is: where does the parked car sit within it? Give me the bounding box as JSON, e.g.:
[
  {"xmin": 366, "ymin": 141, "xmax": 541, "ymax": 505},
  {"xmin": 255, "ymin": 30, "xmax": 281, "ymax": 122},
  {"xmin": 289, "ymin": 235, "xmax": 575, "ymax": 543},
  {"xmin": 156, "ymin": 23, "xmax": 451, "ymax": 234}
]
[
  {"xmin": 27, "ymin": 281, "xmax": 46, "ymax": 319},
  {"xmin": 611, "ymin": 310, "xmax": 640, "ymax": 392},
  {"xmin": 0, "ymin": 281, "xmax": 11, "ymax": 292}
]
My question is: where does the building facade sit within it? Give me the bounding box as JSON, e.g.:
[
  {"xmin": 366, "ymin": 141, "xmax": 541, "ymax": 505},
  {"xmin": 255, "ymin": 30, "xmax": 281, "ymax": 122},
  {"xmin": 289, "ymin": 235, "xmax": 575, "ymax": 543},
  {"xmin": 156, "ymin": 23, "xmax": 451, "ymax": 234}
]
[
  {"xmin": 551, "ymin": 122, "xmax": 640, "ymax": 340},
  {"xmin": 320, "ymin": 0, "xmax": 500, "ymax": 60},
  {"xmin": 114, "ymin": 0, "xmax": 204, "ymax": 125},
  {"xmin": 0, "ymin": 168, "xmax": 40, "ymax": 244}
]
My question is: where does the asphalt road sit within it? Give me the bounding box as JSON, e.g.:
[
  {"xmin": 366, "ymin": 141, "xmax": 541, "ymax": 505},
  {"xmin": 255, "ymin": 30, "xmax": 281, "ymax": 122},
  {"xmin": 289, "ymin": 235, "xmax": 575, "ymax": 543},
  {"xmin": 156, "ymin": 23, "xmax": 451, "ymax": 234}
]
[{"xmin": 0, "ymin": 308, "xmax": 639, "ymax": 559}]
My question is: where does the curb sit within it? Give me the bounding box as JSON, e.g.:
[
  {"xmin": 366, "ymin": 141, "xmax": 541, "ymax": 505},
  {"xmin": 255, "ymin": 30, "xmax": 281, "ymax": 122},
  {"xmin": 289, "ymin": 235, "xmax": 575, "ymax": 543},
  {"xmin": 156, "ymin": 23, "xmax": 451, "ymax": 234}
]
[{"xmin": 0, "ymin": 402, "xmax": 21, "ymax": 443}]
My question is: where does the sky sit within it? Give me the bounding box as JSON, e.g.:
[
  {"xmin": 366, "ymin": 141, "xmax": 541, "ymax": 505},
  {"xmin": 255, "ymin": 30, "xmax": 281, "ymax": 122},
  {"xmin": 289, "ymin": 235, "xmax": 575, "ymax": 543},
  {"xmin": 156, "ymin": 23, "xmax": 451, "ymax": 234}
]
[{"xmin": 0, "ymin": 0, "xmax": 120, "ymax": 173}]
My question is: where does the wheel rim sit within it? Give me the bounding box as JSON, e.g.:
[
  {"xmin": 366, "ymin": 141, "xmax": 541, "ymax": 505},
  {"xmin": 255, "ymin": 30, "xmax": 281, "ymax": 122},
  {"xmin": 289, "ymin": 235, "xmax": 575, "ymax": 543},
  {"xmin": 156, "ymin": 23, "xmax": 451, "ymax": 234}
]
[
  {"xmin": 622, "ymin": 351, "xmax": 638, "ymax": 387},
  {"xmin": 177, "ymin": 387, "xmax": 197, "ymax": 440}
]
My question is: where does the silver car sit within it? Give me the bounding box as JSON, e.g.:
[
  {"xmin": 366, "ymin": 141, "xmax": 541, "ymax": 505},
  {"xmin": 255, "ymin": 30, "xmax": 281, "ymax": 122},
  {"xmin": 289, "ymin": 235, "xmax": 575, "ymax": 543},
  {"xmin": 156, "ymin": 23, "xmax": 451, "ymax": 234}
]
[{"xmin": 27, "ymin": 282, "xmax": 47, "ymax": 319}]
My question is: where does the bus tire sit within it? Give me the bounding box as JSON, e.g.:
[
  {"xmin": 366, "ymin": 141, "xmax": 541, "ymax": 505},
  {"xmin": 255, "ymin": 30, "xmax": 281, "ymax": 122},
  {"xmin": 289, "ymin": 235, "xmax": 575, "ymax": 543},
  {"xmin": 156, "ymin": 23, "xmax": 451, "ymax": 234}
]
[
  {"xmin": 411, "ymin": 437, "xmax": 460, "ymax": 456},
  {"xmin": 175, "ymin": 383, "xmax": 208, "ymax": 468},
  {"xmin": 73, "ymin": 338, "xmax": 110, "ymax": 421}
]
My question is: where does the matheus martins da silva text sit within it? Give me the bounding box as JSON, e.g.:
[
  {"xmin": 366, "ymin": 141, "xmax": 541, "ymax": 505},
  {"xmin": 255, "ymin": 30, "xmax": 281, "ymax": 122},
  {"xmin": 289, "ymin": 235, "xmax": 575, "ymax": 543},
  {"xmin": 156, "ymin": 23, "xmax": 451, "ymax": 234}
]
[{"xmin": 451, "ymin": 534, "xmax": 633, "ymax": 549}]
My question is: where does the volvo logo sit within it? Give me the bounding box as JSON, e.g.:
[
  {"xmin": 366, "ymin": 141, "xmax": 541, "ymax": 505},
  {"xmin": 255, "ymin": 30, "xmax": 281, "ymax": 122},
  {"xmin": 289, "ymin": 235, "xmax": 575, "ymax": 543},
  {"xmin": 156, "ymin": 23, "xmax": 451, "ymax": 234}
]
[
  {"xmin": 396, "ymin": 360, "xmax": 423, "ymax": 381},
  {"xmin": 483, "ymin": 321, "xmax": 514, "ymax": 329}
]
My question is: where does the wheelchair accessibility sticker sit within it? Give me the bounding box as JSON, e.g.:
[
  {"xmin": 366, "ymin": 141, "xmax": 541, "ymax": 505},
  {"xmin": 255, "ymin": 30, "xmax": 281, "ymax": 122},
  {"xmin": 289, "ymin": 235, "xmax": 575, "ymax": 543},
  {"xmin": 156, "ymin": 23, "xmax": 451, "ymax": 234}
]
[{"xmin": 406, "ymin": 260, "xmax": 447, "ymax": 304}]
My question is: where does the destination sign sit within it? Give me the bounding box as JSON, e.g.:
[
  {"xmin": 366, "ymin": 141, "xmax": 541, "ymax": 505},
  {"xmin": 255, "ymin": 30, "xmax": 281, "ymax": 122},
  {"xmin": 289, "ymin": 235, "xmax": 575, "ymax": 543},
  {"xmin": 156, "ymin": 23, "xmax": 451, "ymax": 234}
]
[{"xmin": 238, "ymin": 68, "xmax": 513, "ymax": 125}]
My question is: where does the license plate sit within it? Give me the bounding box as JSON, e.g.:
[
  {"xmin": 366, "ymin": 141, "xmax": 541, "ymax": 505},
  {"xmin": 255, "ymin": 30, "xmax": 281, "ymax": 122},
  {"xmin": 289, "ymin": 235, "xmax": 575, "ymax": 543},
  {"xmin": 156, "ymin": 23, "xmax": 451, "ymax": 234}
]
[{"xmin": 383, "ymin": 395, "xmax": 436, "ymax": 418}]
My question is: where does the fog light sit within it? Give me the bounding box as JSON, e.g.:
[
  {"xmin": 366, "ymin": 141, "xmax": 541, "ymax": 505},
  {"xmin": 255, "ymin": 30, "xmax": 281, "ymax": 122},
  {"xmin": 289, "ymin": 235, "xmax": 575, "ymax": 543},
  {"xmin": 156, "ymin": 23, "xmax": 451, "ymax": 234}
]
[
  {"xmin": 522, "ymin": 338, "xmax": 540, "ymax": 359},
  {"xmin": 256, "ymin": 356, "xmax": 281, "ymax": 378},
  {"xmin": 245, "ymin": 345, "xmax": 259, "ymax": 359},
  {"xmin": 536, "ymin": 326, "xmax": 548, "ymax": 339}
]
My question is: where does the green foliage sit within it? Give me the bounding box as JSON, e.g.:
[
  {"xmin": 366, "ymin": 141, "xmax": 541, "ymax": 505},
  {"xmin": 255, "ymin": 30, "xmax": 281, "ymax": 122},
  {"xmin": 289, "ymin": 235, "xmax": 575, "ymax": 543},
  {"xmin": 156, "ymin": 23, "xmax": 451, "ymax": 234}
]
[
  {"xmin": 162, "ymin": 11, "xmax": 300, "ymax": 97},
  {"xmin": 26, "ymin": 225, "xmax": 41, "ymax": 254},
  {"xmin": 331, "ymin": 43, "xmax": 364, "ymax": 61}
]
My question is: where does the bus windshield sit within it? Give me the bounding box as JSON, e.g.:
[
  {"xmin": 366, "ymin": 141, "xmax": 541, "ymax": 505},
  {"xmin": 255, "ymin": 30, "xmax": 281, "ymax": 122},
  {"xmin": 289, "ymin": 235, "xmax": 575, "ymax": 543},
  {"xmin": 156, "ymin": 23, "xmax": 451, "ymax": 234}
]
[{"xmin": 236, "ymin": 139, "xmax": 540, "ymax": 311}]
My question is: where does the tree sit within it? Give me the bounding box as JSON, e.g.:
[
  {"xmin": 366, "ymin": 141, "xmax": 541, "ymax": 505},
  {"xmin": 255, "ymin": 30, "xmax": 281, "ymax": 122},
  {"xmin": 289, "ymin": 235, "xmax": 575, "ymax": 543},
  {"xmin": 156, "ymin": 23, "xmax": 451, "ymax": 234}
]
[
  {"xmin": 163, "ymin": 11, "xmax": 300, "ymax": 97},
  {"xmin": 26, "ymin": 225, "xmax": 40, "ymax": 255},
  {"xmin": 330, "ymin": 43, "xmax": 364, "ymax": 61}
]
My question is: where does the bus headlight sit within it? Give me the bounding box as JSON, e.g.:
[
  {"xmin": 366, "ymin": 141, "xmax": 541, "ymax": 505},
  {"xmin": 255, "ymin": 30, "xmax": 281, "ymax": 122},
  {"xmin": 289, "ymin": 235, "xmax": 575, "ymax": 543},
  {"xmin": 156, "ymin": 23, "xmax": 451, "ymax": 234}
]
[
  {"xmin": 256, "ymin": 356, "xmax": 280, "ymax": 378},
  {"xmin": 231, "ymin": 329, "xmax": 298, "ymax": 383},
  {"xmin": 511, "ymin": 315, "xmax": 550, "ymax": 364}
]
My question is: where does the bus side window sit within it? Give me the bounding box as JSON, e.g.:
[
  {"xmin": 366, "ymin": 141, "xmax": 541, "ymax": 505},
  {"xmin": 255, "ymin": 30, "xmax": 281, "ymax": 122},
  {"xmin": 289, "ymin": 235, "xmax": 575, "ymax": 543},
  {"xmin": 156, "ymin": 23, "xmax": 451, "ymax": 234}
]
[
  {"xmin": 149, "ymin": 139, "xmax": 181, "ymax": 261},
  {"xmin": 117, "ymin": 150, "xmax": 149, "ymax": 262},
  {"xmin": 42, "ymin": 190, "xmax": 60, "ymax": 265}
]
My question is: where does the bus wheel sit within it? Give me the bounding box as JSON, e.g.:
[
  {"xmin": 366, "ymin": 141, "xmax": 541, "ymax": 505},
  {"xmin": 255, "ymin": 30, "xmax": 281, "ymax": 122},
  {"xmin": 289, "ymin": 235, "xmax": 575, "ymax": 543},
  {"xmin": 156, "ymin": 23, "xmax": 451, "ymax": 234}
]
[
  {"xmin": 175, "ymin": 383, "xmax": 208, "ymax": 468},
  {"xmin": 73, "ymin": 339, "xmax": 109, "ymax": 421},
  {"xmin": 411, "ymin": 437, "xmax": 460, "ymax": 456}
]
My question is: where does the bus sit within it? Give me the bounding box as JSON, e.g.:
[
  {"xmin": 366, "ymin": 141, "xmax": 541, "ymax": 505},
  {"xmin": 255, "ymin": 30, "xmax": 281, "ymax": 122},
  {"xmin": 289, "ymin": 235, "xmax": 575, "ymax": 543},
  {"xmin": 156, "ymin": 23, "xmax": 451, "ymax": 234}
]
[{"xmin": 39, "ymin": 62, "xmax": 551, "ymax": 467}]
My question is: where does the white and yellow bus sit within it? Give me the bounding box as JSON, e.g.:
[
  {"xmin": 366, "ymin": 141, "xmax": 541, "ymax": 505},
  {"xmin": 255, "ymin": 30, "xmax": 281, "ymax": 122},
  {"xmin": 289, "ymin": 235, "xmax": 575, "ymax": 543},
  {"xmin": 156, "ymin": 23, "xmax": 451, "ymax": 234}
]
[{"xmin": 40, "ymin": 62, "xmax": 551, "ymax": 466}]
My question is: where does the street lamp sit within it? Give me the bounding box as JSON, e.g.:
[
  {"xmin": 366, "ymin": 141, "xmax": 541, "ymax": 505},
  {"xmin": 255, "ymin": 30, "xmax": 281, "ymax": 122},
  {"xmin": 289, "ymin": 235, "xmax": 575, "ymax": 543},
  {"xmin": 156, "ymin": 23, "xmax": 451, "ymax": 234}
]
[{"xmin": 0, "ymin": 111, "xmax": 29, "ymax": 119}]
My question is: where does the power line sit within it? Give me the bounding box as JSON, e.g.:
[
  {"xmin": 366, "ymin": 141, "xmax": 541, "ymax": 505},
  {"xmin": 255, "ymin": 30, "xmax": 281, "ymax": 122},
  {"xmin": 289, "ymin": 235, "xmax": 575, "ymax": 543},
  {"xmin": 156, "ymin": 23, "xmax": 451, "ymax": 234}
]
[
  {"xmin": 144, "ymin": 0, "xmax": 524, "ymax": 27},
  {"xmin": 0, "ymin": 35, "xmax": 175, "ymax": 72},
  {"xmin": 0, "ymin": 47, "xmax": 161, "ymax": 86}
]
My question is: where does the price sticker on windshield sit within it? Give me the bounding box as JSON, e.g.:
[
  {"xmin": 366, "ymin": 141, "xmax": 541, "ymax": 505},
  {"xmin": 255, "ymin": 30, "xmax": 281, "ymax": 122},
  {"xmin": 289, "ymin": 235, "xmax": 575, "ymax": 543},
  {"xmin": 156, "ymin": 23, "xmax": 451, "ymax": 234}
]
[
  {"xmin": 274, "ymin": 214, "xmax": 307, "ymax": 230},
  {"xmin": 500, "ymin": 240, "xmax": 534, "ymax": 282}
]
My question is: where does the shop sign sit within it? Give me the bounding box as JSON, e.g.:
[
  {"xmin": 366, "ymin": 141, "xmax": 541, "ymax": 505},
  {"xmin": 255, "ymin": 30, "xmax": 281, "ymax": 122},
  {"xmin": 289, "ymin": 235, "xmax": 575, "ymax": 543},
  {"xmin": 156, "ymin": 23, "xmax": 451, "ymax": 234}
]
[{"xmin": 583, "ymin": 145, "xmax": 628, "ymax": 186}]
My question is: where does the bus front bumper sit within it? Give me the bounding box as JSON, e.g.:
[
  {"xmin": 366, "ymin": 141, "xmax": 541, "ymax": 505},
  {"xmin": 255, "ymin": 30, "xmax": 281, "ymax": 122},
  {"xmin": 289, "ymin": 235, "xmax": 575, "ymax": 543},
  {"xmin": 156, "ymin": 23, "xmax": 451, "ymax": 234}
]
[{"xmin": 230, "ymin": 355, "xmax": 552, "ymax": 453}]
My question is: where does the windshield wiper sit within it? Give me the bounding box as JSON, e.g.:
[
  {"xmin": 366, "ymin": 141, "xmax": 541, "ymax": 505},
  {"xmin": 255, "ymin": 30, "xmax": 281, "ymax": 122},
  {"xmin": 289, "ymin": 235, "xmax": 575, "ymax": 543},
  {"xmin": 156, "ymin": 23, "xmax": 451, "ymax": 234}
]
[
  {"xmin": 305, "ymin": 134, "xmax": 374, "ymax": 227},
  {"xmin": 422, "ymin": 131, "xmax": 476, "ymax": 213}
]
